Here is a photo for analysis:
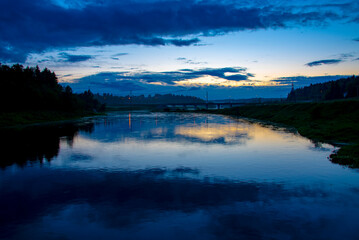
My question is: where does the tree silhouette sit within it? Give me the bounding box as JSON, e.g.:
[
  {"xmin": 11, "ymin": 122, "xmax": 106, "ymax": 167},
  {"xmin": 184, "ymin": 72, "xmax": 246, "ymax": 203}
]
[
  {"xmin": 0, "ymin": 63, "xmax": 104, "ymax": 112},
  {"xmin": 287, "ymin": 76, "xmax": 359, "ymax": 101}
]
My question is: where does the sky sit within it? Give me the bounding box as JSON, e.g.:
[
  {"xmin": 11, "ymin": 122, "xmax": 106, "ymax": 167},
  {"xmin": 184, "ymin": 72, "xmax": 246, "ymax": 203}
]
[{"xmin": 1, "ymin": 0, "xmax": 359, "ymax": 99}]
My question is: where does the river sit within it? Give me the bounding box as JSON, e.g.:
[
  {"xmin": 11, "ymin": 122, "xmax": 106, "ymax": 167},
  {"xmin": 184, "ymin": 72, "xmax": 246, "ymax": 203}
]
[{"xmin": 1, "ymin": 112, "xmax": 359, "ymax": 239}]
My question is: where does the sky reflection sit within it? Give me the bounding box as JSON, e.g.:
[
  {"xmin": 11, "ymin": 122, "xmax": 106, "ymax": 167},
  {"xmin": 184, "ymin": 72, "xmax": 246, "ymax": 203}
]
[
  {"xmin": 1, "ymin": 166, "xmax": 359, "ymax": 240},
  {"xmin": 1, "ymin": 112, "xmax": 359, "ymax": 239},
  {"xmin": 49, "ymin": 113, "xmax": 340, "ymax": 184}
]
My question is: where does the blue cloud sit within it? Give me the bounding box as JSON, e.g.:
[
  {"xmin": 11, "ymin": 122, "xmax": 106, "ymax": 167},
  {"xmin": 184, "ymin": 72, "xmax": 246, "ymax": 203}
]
[
  {"xmin": 164, "ymin": 67, "xmax": 253, "ymax": 83},
  {"xmin": 305, "ymin": 59, "xmax": 342, "ymax": 67},
  {"xmin": 62, "ymin": 74, "xmax": 73, "ymax": 77},
  {"xmin": 67, "ymin": 67, "xmax": 254, "ymax": 95},
  {"xmin": 1, "ymin": 0, "xmax": 355, "ymax": 62},
  {"xmin": 59, "ymin": 53, "xmax": 93, "ymax": 62},
  {"xmin": 68, "ymin": 70, "xmax": 350, "ymax": 99},
  {"xmin": 112, "ymin": 53, "xmax": 128, "ymax": 57},
  {"xmin": 272, "ymin": 75, "xmax": 351, "ymax": 88},
  {"xmin": 75, "ymin": 67, "xmax": 253, "ymax": 86},
  {"xmin": 176, "ymin": 57, "xmax": 207, "ymax": 65},
  {"xmin": 340, "ymin": 53, "xmax": 354, "ymax": 59},
  {"xmin": 89, "ymin": 81, "xmax": 146, "ymax": 91},
  {"xmin": 169, "ymin": 38, "xmax": 201, "ymax": 47},
  {"xmin": 0, "ymin": 43, "xmax": 27, "ymax": 62}
]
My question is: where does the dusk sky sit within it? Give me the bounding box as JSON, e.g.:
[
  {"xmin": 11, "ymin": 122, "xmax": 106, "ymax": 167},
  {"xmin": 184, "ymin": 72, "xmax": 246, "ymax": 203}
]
[{"xmin": 1, "ymin": 0, "xmax": 359, "ymax": 99}]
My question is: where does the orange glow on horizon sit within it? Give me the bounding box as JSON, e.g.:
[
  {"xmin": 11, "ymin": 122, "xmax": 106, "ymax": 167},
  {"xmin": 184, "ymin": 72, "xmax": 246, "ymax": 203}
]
[{"xmin": 174, "ymin": 76, "xmax": 282, "ymax": 88}]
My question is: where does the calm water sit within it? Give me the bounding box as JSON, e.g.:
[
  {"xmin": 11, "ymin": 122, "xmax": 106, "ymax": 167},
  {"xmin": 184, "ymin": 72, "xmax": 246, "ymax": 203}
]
[{"xmin": 1, "ymin": 112, "xmax": 359, "ymax": 240}]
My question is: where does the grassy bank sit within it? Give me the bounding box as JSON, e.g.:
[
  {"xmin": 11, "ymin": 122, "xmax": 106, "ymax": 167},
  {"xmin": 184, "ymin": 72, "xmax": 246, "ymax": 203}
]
[
  {"xmin": 216, "ymin": 99, "xmax": 359, "ymax": 168},
  {"xmin": 0, "ymin": 110, "xmax": 102, "ymax": 128}
]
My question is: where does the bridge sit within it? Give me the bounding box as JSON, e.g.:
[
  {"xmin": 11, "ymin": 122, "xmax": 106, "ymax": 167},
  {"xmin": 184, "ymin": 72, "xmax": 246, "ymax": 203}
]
[
  {"xmin": 109, "ymin": 98, "xmax": 271, "ymax": 110},
  {"xmin": 163, "ymin": 102, "xmax": 246, "ymax": 110}
]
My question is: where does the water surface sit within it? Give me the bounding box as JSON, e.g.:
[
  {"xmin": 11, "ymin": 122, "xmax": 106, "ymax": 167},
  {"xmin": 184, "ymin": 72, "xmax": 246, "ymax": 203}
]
[{"xmin": 1, "ymin": 112, "xmax": 359, "ymax": 239}]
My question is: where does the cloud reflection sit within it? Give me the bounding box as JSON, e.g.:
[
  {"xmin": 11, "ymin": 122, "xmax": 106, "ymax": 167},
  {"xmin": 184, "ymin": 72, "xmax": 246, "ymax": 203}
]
[
  {"xmin": 0, "ymin": 167, "xmax": 336, "ymax": 239},
  {"xmin": 84, "ymin": 113, "xmax": 251, "ymax": 145},
  {"xmin": 175, "ymin": 124, "xmax": 249, "ymax": 144}
]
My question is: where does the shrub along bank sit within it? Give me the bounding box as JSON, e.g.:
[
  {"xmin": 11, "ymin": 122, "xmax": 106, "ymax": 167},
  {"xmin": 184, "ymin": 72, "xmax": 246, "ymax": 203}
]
[{"xmin": 216, "ymin": 99, "xmax": 359, "ymax": 168}]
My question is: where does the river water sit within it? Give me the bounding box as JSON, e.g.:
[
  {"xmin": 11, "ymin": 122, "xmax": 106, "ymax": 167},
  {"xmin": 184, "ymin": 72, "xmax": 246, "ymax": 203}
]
[{"xmin": 1, "ymin": 112, "xmax": 359, "ymax": 239}]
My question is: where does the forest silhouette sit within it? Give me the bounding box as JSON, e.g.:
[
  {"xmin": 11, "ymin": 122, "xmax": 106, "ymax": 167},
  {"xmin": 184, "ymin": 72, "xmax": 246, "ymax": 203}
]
[
  {"xmin": 287, "ymin": 75, "xmax": 359, "ymax": 102},
  {"xmin": 0, "ymin": 63, "xmax": 104, "ymax": 112}
]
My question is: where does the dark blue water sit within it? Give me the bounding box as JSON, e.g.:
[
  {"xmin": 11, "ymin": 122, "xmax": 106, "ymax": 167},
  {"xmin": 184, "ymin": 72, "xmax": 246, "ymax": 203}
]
[{"xmin": 1, "ymin": 112, "xmax": 359, "ymax": 240}]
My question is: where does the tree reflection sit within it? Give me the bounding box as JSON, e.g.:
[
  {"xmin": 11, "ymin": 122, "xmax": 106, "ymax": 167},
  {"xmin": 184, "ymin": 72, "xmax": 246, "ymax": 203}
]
[{"xmin": 0, "ymin": 123, "xmax": 94, "ymax": 169}]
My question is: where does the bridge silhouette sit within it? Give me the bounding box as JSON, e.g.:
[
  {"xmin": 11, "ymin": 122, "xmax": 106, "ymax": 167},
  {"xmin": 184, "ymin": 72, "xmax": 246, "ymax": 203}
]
[
  {"xmin": 115, "ymin": 97, "xmax": 271, "ymax": 110},
  {"xmin": 109, "ymin": 101, "xmax": 248, "ymax": 110},
  {"xmin": 162, "ymin": 101, "xmax": 246, "ymax": 110}
]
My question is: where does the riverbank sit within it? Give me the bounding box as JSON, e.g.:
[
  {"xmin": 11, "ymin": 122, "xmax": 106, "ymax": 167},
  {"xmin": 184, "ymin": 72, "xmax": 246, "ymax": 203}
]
[
  {"xmin": 214, "ymin": 99, "xmax": 359, "ymax": 168},
  {"xmin": 0, "ymin": 110, "xmax": 104, "ymax": 129}
]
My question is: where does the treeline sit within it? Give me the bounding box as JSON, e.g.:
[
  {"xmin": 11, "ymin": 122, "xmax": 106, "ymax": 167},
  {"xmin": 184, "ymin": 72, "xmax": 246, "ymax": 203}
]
[
  {"xmin": 287, "ymin": 75, "xmax": 359, "ymax": 101},
  {"xmin": 94, "ymin": 93, "xmax": 205, "ymax": 105},
  {"xmin": 0, "ymin": 64, "xmax": 104, "ymax": 112}
]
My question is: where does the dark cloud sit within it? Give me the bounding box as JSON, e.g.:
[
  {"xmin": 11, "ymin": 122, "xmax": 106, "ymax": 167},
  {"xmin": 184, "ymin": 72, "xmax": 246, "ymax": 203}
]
[
  {"xmin": 354, "ymin": 38, "xmax": 359, "ymax": 42},
  {"xmin": 305, "ymin": 59, "xmax": 342, "ymax": 67},
  {"xmin": 304, "ymin": 3, "xmax": 353, "ymax": 8},
  {"xmin": 89, "ymin": 81, "xmax": 146, "ymax": 91},
  {"xmin": 67, "ymin": 67, "xmax": 255, "ymax": 95},
  {"xmin": 169, "ymin": 38, "xmax": 201, "ymax": 46},
  {"xmin": 59, "ymin": 52, "xmax": 93, "ymax": 62},
  {"xmin": 111, "ymin": 53, "xmax": 128, "ymax": 60},
  {"xmin": 73, "ymin": 67, "xmax": 253, "ymax": 87},
  {"xmin": 112, "ymin": 53, "xmax": 128, "ymax": 57},
  {"xmin": 304, "ymin": 53, "xmax": 357, "ymax": 67},
  {"xmin": 340, "ymin": 53, "xmax": 354, "ymax": 59},
  {"xmin": 62, "ymin": 74, "xmax": 73, "ymax": 77},
  {"xmin": 188, "ymin": 86, "xmax": 202, "ymax": 91},
  {"xmin": 68, "ymin": 74, "xmax": 292, "ymax": 99},
  {"xmin": 0, "ymin": 0, "xmax": 353, "ymax": 62},
  {"xmin": 0, "ymin": 43, "xmax": 27, "ymax": 62},
  {"xmin": 225, "ymin": 74, "xmax": 250, "ymax": 81},
  {"xmin": 68, "ymin": 71, "xmax": 149, "ymax": 93},
  {"xmin": 272, "ymin": 75, "xmax": 350, "ymax": 88},
  {"xmin": 68, "ymin": 70, "xmax": 351, "ymax": 99},
  {"xmin": 190, "ymin": 67, "xmax": 253, "ymax": 81}
]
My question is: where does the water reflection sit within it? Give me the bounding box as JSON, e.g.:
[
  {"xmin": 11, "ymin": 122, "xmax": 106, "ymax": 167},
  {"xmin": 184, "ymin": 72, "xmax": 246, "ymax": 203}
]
[
  {"xmin": 0, "ymin": 122, "xmax": 94, "ymax": 168},
  {"xmin": 1, "ymin": 112, "xmax": 359, "ymax": 239},
  {"xmin": 1, "ymin": 167, "xmax": 359, "ymax": 239},
  {"xmin": 86, "ymin": 113, "xmax": 251, "ymax": 145},
  {"xmin": 175, "ymin": 124, "xmax": 249, "ymax": 144}
]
